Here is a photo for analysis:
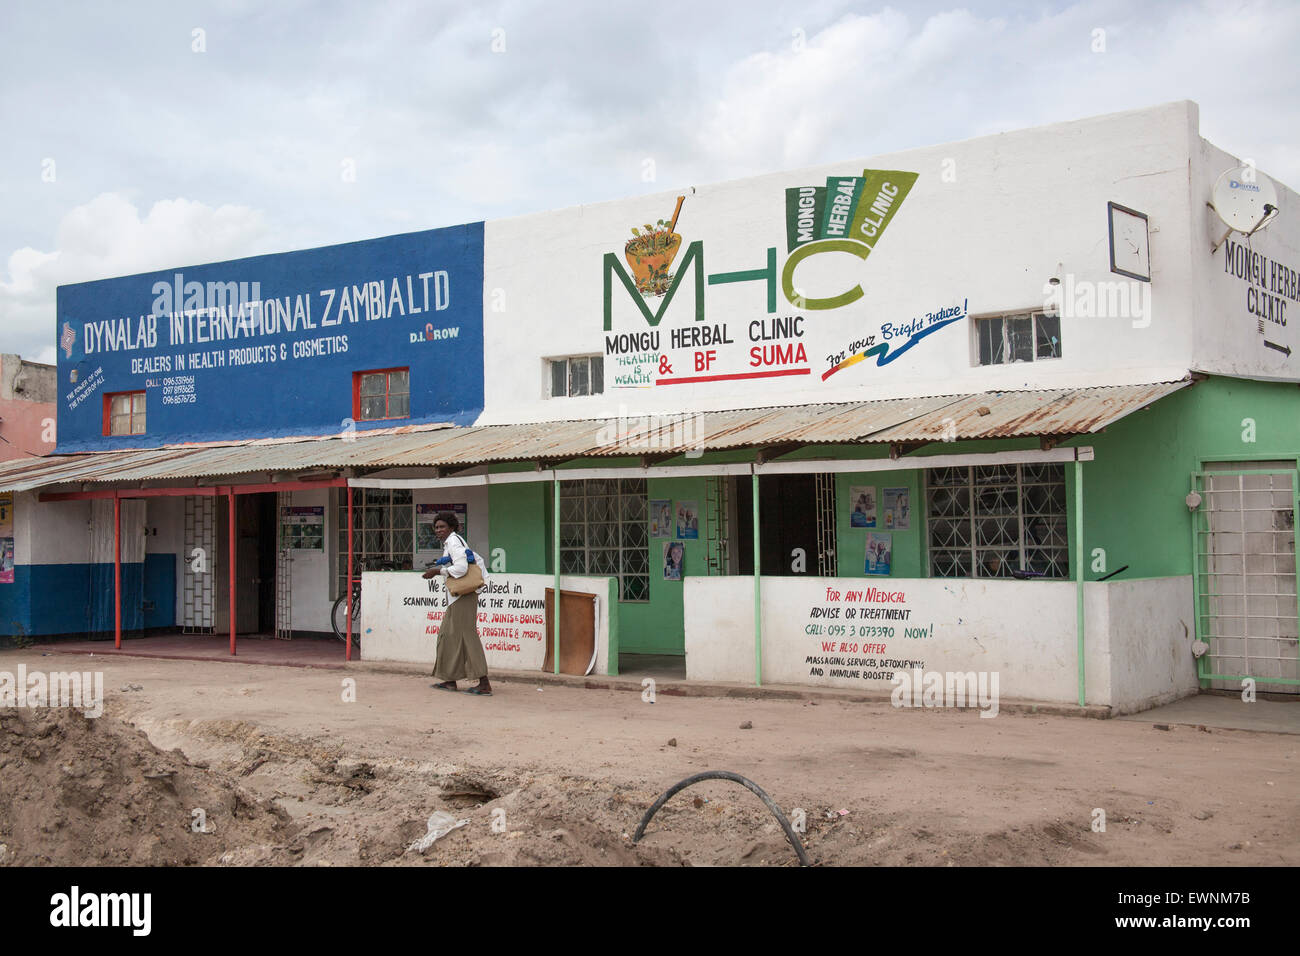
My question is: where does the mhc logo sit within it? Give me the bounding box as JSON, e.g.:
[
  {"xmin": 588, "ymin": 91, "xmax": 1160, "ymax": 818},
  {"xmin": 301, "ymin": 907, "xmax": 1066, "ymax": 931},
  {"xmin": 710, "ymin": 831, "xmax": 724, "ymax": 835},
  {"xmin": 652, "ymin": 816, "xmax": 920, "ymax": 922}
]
[{"xmin": 601, "ymin": 169, "xmax": 920, "ymax": 331}]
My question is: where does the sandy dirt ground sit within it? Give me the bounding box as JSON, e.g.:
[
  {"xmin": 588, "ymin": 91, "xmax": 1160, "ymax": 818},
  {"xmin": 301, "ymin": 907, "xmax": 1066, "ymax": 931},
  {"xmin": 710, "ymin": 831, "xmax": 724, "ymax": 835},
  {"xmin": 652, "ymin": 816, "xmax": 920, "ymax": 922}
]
[{"xmin": 0, "ymin": 648, "xmax": 1296, "ymax": 867}]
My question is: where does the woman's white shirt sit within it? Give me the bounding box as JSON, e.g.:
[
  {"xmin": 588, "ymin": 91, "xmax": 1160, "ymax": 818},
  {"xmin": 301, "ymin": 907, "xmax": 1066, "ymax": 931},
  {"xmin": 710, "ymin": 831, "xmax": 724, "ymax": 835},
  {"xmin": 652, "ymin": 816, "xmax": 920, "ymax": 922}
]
[{"xmin": 440, "ymin": 532, "xmax": 471, "ymax": 603}]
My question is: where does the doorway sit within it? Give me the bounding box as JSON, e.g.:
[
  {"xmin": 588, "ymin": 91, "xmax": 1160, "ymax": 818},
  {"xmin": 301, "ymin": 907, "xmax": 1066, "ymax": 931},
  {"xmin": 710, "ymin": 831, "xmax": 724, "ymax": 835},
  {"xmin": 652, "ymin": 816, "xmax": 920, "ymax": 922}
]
[
  {"xmin": 1194, "ymin": 462, "xmax": 1299, "ymax": 694},
  {"xmin": 213, "ymin": 492, "xmax": 280, "ymax": 634},
  {"xmin": 734, "ymin": 474, "xmax": 831, "ymax": 576}
]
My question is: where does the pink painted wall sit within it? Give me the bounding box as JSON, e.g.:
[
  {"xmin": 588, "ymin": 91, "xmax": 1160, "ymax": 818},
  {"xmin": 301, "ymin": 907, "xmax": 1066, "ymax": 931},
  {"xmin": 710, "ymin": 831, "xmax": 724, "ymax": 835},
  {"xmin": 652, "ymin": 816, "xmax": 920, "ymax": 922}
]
[
  {"xmin": 0, "ymin": 356, "xmax": 56, "ymax": 461},
  {"xmin": 0, "ymin": 396, "xmax": 56, "ymax": 461}
]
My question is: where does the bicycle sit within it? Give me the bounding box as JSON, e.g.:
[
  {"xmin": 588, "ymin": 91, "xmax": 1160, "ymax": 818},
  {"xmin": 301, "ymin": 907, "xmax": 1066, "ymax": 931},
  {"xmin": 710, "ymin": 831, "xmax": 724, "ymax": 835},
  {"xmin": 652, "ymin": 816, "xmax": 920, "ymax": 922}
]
[{"xmin": 331, "ymin": 559, "xmax": 402, "ymax": 647}]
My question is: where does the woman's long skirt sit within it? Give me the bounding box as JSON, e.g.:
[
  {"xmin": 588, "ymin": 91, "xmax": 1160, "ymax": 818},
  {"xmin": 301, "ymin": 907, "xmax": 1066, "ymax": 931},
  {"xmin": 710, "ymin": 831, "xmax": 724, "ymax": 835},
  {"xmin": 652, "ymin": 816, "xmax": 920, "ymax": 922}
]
[{"xmin": 433, "ymin": 594, "xmax": 488, "ymax": 682}]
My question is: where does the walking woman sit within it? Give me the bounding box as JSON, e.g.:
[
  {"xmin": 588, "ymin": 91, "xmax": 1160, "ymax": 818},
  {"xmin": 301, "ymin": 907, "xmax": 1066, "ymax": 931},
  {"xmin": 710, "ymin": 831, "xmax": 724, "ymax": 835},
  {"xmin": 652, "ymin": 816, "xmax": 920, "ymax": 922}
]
[{"xmin": 423, "ymin": 511, "xmax": 492, "ymax": 696}]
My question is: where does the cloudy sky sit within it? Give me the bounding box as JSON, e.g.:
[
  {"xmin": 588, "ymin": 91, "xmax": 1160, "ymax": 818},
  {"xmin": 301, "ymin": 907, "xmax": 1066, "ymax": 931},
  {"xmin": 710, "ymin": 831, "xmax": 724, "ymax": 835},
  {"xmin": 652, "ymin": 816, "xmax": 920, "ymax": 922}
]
[{"xmin": 2, "ymin": 0, "xmax": 1296, "ymax": 364}]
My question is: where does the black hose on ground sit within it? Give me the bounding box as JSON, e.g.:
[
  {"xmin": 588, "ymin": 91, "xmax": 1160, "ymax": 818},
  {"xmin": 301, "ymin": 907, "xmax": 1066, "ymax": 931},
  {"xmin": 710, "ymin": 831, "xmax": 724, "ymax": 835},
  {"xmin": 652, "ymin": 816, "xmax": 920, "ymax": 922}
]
[{"xmin": 631, "ymin": 770, "xmax": 812, "ymax": 867}]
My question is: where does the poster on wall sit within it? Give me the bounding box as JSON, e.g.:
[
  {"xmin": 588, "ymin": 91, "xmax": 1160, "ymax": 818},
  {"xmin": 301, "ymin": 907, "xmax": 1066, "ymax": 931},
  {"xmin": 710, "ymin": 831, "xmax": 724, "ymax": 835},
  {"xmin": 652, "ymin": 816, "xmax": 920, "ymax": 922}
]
[
  {"xmin": 0, "ymin": 492, "xmax": 13, "ymax": 583},
  {"xmin": 663, "ymin": 541, "xmax": 684, "ymax": 580},
  {"xmin": 649, "ymin": 499, "xmax": 672, "ymax": 537},
  {"xmin": 417, "ymin": 503, "xmax": 468, "ymax": 551},
  {"xmin": 881, "ymin": 487, "xmax": 911, "ymax": 530},
  {"xmin": 849, "ymin": 486, "xmax": 876, "ymax": 528},
  {"xmin": 280, "ymin": 506, "xmax": 324, "ymax": 551},
  {"xmin": 865, "ymin": 533, "xmax": 892, "ymax": 575},
  {"xmin": 676, "ymin": 500, "xmax": 699, "ymax": 539}
]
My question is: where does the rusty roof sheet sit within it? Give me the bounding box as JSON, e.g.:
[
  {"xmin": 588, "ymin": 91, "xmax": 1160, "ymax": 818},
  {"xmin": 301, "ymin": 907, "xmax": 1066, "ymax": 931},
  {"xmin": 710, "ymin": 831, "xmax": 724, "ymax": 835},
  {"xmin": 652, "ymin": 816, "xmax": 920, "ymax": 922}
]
[
  {"xmin": 686, "ymin": 395, "xmax": 962, "ymax": 449},
  {"xmin": 0, "ymin": 381, "xmax": 1192, "ymax": 492},
  {"xmin": 364, "ymin": 395, "xmax": 966, "ymax": 467},
  {"xmin": 368, "ymin": 419, "xmax": 607, "ymax": 467},
  {"xmin": 105, "ymin": 430, "xmax": 454, "ymax": 479},
  {"xmin": 865, "ymin": 381, "xmax": 1192, "ymax": 443}
]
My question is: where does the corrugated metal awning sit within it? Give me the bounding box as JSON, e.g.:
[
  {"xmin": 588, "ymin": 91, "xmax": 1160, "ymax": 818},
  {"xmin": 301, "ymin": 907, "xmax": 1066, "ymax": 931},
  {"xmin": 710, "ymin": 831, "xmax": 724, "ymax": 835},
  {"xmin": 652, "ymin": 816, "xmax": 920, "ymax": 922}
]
[
  {"xmin": 865, "ymin": 381, "xmax": 1192, "ymax": 443},
  {"xmin": 0, "ymin": 380, "xmax": 1192, "ymax": 493}
]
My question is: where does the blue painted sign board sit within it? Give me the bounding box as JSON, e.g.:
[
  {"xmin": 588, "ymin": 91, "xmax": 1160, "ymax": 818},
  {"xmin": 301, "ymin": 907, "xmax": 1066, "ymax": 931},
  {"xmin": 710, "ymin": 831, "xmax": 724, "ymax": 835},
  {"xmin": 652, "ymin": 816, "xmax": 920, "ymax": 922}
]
[{"xmin": 55, "ymin": 222, "xmax": 484, "ymax": 451}]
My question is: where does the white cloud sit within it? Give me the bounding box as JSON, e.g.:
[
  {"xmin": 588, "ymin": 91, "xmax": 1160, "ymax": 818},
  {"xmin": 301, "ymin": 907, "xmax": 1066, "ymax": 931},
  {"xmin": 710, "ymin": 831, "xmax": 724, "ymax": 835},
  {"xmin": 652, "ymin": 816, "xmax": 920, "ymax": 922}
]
[
  {"xmin": 694, "ymin": 9, "xmax": 1002, "ymax": 176},
  {"xmin": 0, "ymin": 0, "xmax": 1296, "ymax": 371},
  {"xmin": 689, "ymin": 2, "xmax": 1299, "ymax": 186},
  {"xmin": 0, "ymin": 194, "xmax": 267, "ymax": 362}
]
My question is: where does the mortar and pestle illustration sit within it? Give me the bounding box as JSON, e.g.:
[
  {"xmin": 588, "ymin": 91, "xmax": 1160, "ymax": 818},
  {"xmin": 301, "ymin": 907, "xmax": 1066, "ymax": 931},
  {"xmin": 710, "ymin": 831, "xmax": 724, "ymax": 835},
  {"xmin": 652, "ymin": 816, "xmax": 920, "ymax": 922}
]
[{"xmin": 624, "ymin": 195, "xmax": 685, "ymax": 296}]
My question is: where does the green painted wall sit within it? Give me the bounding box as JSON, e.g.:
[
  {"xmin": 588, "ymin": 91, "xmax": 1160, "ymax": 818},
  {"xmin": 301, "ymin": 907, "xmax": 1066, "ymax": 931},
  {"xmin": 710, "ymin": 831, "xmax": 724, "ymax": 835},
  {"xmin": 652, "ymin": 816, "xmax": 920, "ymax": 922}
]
[
  {"xmin": 1066, "ymin": 376, "xmax": 1300, "ymax": 580},
  {"xmin": 834, "ymin": 470, "xmax": 924, "ymax": 578},
  {"xmin": 621, "ymin": 473, "xmax": 710, "ymax": 654},
  {"xmin": 487, "ymin": 465, "xmax": 551, "ymax": 574}
]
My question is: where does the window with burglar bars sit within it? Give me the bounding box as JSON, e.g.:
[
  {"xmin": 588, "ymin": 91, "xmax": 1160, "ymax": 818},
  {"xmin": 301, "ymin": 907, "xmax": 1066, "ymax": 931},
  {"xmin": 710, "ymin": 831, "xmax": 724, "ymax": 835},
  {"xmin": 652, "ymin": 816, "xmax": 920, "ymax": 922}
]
[
  {"xmin": 336, "ymin": 488, "xmax": 414, "ymax": 596},
  {"xmin": 926, "ymin": 463, "xmax": 1069, "ymax": 578},
  {"xmin": 560, "ymin": 478, "xmax": 649, "ymax": 601}
]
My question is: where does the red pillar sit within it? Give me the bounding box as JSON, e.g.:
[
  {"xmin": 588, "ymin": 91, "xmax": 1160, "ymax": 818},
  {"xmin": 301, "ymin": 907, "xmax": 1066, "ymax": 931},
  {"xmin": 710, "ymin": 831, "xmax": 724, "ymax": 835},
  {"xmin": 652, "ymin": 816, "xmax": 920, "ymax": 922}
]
[
  {"xmin": 228, "ymin": 488, "xmax": 236, "ymax": 656},
  {"xmin": 113, "ymin": 492, "xmax": 121, "ymax": 649},
  {"xmin": 346, "ymin": 487, "xmax": 354, "ymax": 662}
]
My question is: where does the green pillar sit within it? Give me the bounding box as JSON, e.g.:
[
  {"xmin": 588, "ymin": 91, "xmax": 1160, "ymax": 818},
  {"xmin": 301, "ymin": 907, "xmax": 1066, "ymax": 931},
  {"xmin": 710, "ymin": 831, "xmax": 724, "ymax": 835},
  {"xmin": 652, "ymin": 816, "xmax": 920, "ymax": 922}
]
[
  {"xmin": 553, "ymin": 478, "xmax": 561, "ymax": 675},
  {"xmin": 1075, "ymin": 460, "xmax": 1085, "ymax": 707},
  {"xmin": 753, "ymin": 472, "xmax": 762, "ymax": 686}
]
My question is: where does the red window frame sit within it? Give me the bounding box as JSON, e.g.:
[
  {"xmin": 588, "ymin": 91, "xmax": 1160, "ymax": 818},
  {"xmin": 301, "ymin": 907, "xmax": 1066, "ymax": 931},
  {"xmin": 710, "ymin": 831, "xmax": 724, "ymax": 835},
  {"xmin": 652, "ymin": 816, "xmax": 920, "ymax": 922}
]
[
  {"xmin": 102, "ymin": 390, "xmax": 146, "ymax": 437},
  {"xmin": 351, "ymin": 367, "xmax": 410, "ymax": 421}
]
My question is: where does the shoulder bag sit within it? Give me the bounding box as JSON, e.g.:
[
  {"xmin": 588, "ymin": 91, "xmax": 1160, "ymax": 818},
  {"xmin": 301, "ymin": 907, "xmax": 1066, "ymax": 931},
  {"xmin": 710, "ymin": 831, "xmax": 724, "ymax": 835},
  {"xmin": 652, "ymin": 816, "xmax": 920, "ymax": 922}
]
[
  {"xmin": 447, "ymin": 562, "xmax": 484, "ymax": 596},
  {"xmin": 445, "ymin": 534, "xmax": 485, "ymax": 596}
]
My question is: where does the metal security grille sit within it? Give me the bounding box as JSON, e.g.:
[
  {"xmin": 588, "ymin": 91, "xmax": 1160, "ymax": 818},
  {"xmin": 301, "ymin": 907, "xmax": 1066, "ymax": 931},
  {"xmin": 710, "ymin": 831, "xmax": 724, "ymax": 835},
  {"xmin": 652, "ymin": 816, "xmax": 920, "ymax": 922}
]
[
  {"xmin": 815, "ymin": 472, "xmax": 838, "ymax": 576},
  {"xmin": 559, "ymin": 478, "xmax": 648, "ymax": 600},
  {"xmin": 1193, "ymin": 464, "xmax": 1299, "ymax": 693},
  {"xmin": 926, "ymin": 463, "xmax": 1069, "ymax": 578},
  {"xmin": 704, "ymin": 475, "xmax": 730, "ymax": 575},
  {"xmin": 336, "ymin": 488, "xmax": 414, "ymax": 597},
  {"xmin": 275, "ymin": 492, "xmax": 293, "ymax": 640},
  {"xmin": 182, "ymin": 495, "xmax": 215, "ymax": 632}
]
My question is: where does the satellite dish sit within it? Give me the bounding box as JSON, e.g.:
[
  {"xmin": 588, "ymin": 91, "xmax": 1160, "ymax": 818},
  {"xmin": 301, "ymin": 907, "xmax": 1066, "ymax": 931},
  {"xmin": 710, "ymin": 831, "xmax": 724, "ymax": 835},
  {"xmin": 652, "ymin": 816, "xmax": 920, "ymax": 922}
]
[{"xmin": 1211, "ymin": 166, "xmax": 1278, "ymax": 233}]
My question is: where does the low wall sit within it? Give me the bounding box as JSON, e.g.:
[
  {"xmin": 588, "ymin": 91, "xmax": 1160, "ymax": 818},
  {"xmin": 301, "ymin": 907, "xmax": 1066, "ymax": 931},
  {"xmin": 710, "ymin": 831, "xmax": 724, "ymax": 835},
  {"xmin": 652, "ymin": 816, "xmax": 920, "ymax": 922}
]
[
  {"xmin": 685, "ymin": 574, "xmax": 1197, "ymax": 710},
  {"xmin": 1094, "ymin": 575, "xmax": 1198, "ymax": 713},
  {"xmin": 361, "ymin": 571, "xmax": 616, "ymax": 675}
]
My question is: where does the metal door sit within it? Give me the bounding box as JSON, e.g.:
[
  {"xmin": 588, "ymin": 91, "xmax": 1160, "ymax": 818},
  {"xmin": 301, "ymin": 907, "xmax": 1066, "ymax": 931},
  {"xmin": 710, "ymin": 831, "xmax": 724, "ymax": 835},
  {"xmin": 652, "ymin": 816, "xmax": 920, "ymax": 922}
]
[
  {"xmin": 182, "ymin": 495, "xmax": 216, "ymax": 633},
  {"xmin": 815, "ymin": 472, "xmax": 838, "ymax": 576},
  {"xmin": 275, "ymin": 491, "xmax": 293, "ymax": 639},
  {"xmin": 1192, "ymin": 463, "xmax": 1299, "ymax": 693}
]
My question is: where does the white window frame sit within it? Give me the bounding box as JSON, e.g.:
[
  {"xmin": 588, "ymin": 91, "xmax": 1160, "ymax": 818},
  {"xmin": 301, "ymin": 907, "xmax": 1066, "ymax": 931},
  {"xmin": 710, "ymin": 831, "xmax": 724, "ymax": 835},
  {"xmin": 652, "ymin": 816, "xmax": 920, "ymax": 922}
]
[
  {"xmin": 547, "ymin": 355, "xmax": 604, "ymax": 398},
  {"xmin": 972, "ymin": 311, "xmax": 1062, "ymax": 366}
]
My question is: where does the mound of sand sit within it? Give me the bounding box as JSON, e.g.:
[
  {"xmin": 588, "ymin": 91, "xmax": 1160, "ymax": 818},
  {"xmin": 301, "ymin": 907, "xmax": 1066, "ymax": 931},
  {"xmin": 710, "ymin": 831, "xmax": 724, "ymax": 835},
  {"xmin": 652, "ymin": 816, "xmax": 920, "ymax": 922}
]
[{"xmin": 0, "ymin": 707, "xmax": 298, "ymax": 866}]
